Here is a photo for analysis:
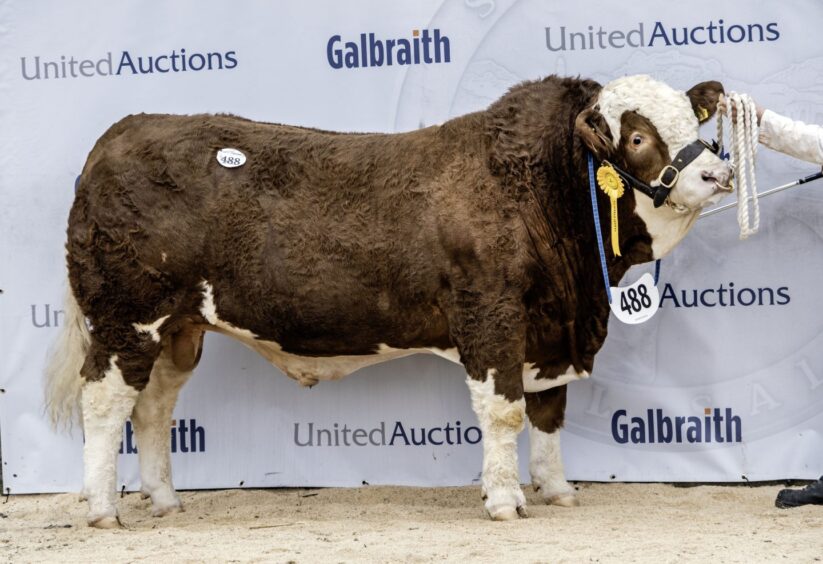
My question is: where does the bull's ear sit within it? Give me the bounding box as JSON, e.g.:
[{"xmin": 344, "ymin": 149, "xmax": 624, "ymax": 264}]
[
  {"xmin": 574, "ymin": 107, "xmax": 614, "ymax": 160},
  {"xmin": 686, "ymin": 81, "xmax": 724, "ymax": 123}
]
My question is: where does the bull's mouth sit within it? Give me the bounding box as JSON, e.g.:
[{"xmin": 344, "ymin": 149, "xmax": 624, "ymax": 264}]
[{"xmin": 695, "ymin": 180, "xmax": 734, "ymax": 209}]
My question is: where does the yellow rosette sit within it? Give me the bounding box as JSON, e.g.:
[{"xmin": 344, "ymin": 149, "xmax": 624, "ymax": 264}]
[{"xmin": 596, "ymin": 163, "xmax": 625, "ymax": 257}]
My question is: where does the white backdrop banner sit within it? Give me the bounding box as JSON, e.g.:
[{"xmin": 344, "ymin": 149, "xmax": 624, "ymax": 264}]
[{"xmin": 2, "ymin": 0, "xmax": 823, "ymax": 494}]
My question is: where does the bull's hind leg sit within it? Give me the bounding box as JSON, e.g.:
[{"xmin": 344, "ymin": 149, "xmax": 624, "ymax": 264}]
[
  {"xmin": 80, "ymin": 322, "xmax": 163, "ymax": 528},
  {"xmin": 525, "ymin": 386, "xmax": 578, "ymax": 507},
  {"xmin": 131, "ymin": 327, "xmax": 202, "ymax": 517},
  {"xmin": 81, "ymin": 354, "xmax": 141, "ymax": 528}
]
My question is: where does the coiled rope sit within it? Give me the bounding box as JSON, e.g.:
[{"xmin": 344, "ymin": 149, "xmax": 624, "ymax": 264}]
[{"xmin": 717, "ymin": 92, "xmax": 760, "ymax": 239}]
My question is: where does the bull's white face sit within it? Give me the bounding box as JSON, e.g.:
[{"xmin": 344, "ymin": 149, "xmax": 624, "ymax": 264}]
[
  {"xmin": 672, "ymin": 148, "xmax": 732, "ymax": 209},
  {"xmin": 597, "ymin": 74, "xmax": 733, "ymax": 212}
]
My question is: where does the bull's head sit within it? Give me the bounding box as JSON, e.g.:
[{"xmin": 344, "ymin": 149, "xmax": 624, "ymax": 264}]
[{"xmin": 575, "ymin": 75, "xmax": 732, "ymax": 256}]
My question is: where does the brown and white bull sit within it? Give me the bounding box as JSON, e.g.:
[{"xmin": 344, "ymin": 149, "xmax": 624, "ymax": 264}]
[{"xmin": 46, "ymin": 74, "xmax": 731, "ymax": 527}]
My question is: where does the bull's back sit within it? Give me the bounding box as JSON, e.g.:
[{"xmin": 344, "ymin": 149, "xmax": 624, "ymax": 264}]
[
  {"xmin": 68, "ymin": 113, "xmax": 465, "ymax": 350},
  {"xmin": 73, "ymin": 114, "xmax": 432, "ymax": 267}
]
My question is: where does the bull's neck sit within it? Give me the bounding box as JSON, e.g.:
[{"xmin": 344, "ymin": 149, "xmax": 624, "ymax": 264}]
[
  {"xmin": 631, "ymin": 194, "xmax": 701, "ymax": 259},
  {"xmin": 572, "ymin": 156, "xmax": 665, "ymax": 294}
]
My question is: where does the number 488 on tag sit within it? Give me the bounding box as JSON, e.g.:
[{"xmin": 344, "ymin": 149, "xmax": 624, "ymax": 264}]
[
  {"xmin": 216, "ymin": 148, "xmax": 246, "ymax": 168},
  {"xmin": 610, "ymin": 272, "xmax": 660, "ymax": 324},
  {"xmin": 619, "ymin": 285, "xmax": 652, "ymax": 315}
]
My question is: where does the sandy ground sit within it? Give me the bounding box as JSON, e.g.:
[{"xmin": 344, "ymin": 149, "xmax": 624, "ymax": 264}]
[{"xmin": 0, "ymin": 483, "xmax": 822, "ymax": 563}]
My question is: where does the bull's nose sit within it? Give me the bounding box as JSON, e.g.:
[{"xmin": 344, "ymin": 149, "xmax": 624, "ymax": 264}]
[{"xmin": 702, "ymin": 169, "xmax": 732, "ymax": 191}]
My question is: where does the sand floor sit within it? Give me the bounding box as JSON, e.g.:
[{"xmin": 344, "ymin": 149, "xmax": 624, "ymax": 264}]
[{"xmin": 1, "ymin": 482, "xmax": 822, "ymax": 563}]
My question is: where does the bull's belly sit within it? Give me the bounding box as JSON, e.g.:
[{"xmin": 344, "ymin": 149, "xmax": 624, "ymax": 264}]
[
  {"xmin": 211, "ymin": 321, "xmax": 586, "ymax": 391},
  {"xmin": 252, "ymin": 341, "xmax": 460, "ymax": 386},
  {"xmin": 201, "ymin": 281, "xmax": 586, "ymax": 390},
  {"xmin": 209, "ymin": 321, "xmax": 459, "ymax": 386}
]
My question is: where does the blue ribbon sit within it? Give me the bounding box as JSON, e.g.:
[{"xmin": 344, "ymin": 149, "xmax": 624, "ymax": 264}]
[
  {"xmin": 587, "ymin": 152, "xmax": 613, "ymax": 303},
  {"xmin": 587, "ymin": 152, "xmax": 661, "ymax": 304}
]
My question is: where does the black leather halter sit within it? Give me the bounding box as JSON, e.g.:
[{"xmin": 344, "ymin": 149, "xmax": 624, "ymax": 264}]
[{"xmin": 603, "ymin": 139, "xmax": 721, "ymax": 208}]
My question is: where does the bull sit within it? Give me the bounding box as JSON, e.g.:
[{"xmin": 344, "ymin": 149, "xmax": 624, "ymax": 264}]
[{"xmin": 46, "ymin": 74, "xmax": 731, "ymax": 527}]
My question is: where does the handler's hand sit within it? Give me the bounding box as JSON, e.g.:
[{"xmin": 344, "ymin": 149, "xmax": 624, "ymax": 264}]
[{"xmin": 718, "ymin": 94, "xmax": 765, "ymax": 125}]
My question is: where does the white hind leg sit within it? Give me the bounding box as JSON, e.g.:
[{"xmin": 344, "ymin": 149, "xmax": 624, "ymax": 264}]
[
  {"xmin": 82, "ymin": 355, "xmax": 139, "ymax": 528},
  {"xmin": 131, "ymin": 344, "xmax": 193, "ymax": 517}
]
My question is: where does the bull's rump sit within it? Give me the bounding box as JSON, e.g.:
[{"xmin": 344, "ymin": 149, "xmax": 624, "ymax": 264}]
[{"xmin": 68, "ymin": 113, "xmax": 465, "ymax": 353}]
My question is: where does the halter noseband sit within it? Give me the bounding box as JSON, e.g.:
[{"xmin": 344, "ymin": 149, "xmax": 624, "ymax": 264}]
[{"xmin": 601, "ymin": 139, "xmax": 721, "ymax": 208}]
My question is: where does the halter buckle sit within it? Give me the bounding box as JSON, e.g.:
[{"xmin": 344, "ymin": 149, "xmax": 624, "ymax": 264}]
[{"xmin": 656, "ymin": 165, "xmax": 680, "ymax": 189}]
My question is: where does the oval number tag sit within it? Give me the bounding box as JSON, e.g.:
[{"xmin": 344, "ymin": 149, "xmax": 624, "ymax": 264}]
[
  {"xmin": 610, "ymin": 272, "xmax": 660, "ymax": 325},
  {"xmin": 217, "ymin": 148, "xmax": 246, "ymax": 168}
]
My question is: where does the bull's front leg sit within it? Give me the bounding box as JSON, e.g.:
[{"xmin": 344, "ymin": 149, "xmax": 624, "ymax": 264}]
[
  {"xmin": 466, "ymin": 367, "xmax": 527, "ymax": 520},
  {"xmin": 452, "ymin": 297, "xmax": 528, "ymax": 521},
  {"xmin": 525, "ymin": 386, "xmax": 578, "ymax": 507}
]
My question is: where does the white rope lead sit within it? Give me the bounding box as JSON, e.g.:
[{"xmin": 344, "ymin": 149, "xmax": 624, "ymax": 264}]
[{"xmin": 717, "ymin": 92, "xmax": 760, "ymax": 239}]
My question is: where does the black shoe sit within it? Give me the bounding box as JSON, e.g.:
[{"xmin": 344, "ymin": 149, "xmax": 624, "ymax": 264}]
[{"xmin": 775, "ymin": 477, "xmax": 823, "ymax": 508}]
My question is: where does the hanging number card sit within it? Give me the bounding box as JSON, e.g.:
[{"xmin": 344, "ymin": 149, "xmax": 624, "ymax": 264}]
[{"xmin": 610, "ymin": 272, "xmax": 660, "ymax": 324}]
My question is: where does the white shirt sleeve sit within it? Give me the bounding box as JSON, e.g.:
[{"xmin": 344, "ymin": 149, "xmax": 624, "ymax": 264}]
[{"xmin": 758, "ymin": 109, "xmax": 823, "ymax": 165}]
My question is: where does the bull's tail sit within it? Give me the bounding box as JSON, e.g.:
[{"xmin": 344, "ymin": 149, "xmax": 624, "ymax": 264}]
[{"xmin": 44, "ymin": 283, "xmax": 91, "ymax": 429}]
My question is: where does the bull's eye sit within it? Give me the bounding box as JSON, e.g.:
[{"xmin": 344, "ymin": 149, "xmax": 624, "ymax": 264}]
[{"xmin": 632, "ymin": 135, "xmax": 643, "ymax": 146}]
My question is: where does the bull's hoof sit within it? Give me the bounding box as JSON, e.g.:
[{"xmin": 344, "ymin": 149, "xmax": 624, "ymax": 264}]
[
  {"xmin": 143, "ymin": 487, "xmax": 184, "ymax": 517},
  {"xmin": 487, "ymin": 504, "xmax": 528, "ymax": 521},
  {"xmin": 140, "ymin": 489, "xmax": 151, "ymax": 500},
  {"xmin": 547, "ymin": 493, "xmax": 579, "ymax": 507},
  {"xmin": 484, "ymin": 485, "xmax": 528, "ymax": 521},
  {"xmin": 488, "ymin": 506, "xmax": 518, "ymax": 521},
  {"xmin": 88, "ymin": 515, "xmax": 123, "ymax": 529},
  {"xmin": 534, "ymin": 483, "xmax": 578, "ymax": 507},
  {"xmin": 151, "ymin": 501, "xmax": 184, "ymax": 517}
]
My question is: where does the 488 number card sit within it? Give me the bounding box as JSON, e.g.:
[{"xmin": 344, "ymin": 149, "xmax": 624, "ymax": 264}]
[
  {"xmin": 610, "ymin": 272, "xmax": 660, "ymax": 324},
  {"xmin": 216, "ymin": 147, "xmax": 246, "ymax": 168}
]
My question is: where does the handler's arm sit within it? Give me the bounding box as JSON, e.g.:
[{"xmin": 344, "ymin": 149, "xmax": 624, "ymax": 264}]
[{"xmin": 759, "ymin": 109, "xmax": 823, "ymax": 165}]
